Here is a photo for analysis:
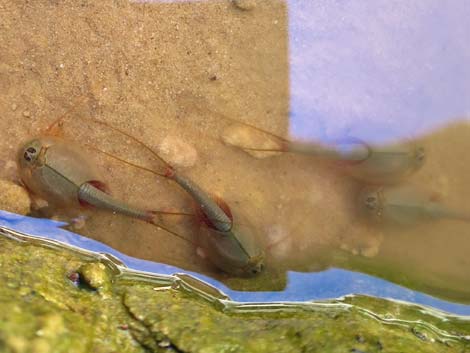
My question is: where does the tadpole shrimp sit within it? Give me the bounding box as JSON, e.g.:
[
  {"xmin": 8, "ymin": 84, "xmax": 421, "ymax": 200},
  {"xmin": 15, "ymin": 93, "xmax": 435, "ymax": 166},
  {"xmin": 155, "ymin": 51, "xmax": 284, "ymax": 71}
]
[
  {"xmin": 17, "ymin": 109, "xmax": 194, "ymax": 247},
  {"xmin": 359, "ymin": 184, "xmax": 470, "ymax": 226},
  {"xmin": 218, "ymin": 115, "xmax": 426, "ymax": 185},
  {"xmin": 47, "ymin": 110, "xmax": 265, "ymax": 277}
]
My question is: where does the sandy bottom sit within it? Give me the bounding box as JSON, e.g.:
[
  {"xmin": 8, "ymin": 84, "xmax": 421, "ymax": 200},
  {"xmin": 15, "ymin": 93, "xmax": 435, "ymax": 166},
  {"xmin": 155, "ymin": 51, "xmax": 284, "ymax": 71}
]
[{"xmin": 1, "ymin": 0, "xmax": 469, "ymax": 299}]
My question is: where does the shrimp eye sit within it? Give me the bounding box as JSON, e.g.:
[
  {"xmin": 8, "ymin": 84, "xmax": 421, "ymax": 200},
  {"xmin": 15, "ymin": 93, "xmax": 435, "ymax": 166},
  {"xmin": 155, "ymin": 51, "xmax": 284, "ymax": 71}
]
[
  {"xmin": 415, "ymin": 147, "xmax": 425, "ymax": 163},
  {"xmin": 23, "ymin": 151, "xmax": 32, "ymax": 161},
  {"xmin": 23, "ymin": 147, "xmax": 38, "ymax": 162},
  {"xmin": 365, "ymin": 196, "xmax": 378, "ymax": 210},
  {"xmin": 251, "ymin": 263, "xmax": 264, "ymax": 275}
]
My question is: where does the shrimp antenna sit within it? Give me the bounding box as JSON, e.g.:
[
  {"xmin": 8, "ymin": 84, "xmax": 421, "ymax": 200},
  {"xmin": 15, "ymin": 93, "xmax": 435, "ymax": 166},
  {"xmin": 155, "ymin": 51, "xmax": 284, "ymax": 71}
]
[
  {"xmin": 83, "ymin": 143, "xmax": 167, "ymax": 178},
  {"xmin": 86, "ymin": 116, "xmax": 171, "ymax": 167},
  {"xmin": 149, "ymin": 220, "xmax": 196, "ymax": 247},
  {"xmin": 51, "ymin": 110, "xmax": 172, "ymax": 168},
  {"xmin": 215, "ymin": 112, "xmax": 290, "ymax": 144},
  {"xmin": 45, "ymin": 95, "xmax": 89, "ymax": 134},
  {"xmin": 177, "ymin": 99, "xmax": 290, "ymax": 146},
  {"xmin": 230, "ymin": 146, "xmax": 285, "ymax": 153}
]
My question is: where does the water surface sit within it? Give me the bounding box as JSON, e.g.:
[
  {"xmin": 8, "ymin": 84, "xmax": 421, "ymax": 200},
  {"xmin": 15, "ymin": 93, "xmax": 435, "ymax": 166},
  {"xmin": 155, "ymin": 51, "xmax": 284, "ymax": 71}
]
[{"xmin": 1, "ymin": 0, "xmax": 469, "ymax": 313}]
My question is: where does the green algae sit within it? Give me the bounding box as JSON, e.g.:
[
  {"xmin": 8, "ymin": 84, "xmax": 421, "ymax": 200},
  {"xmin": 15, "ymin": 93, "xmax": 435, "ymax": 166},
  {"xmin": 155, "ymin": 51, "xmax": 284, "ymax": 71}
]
[
  {"xmin": 0, "ymin": 227, "xmax": 469, "ymax": 353},
  {"xmin": 77, "ymin": 262, "xmax": 112, "ymax": 295}
]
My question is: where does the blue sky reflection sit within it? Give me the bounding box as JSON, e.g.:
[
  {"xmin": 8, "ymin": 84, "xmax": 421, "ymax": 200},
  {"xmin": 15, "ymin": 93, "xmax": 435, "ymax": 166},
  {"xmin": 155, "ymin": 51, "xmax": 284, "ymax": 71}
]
[{"xmin": 288, "ymin": 1, "xmax": 470, "ymax": 144}]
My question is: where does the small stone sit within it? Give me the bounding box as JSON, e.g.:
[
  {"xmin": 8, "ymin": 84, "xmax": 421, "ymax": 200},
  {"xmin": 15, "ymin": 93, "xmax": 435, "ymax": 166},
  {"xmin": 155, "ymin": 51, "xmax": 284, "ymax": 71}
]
[
  {"xmin": 71, "ymin": 215, "xmax": 87, "ymax": 230},
  {"xmin": 196, "ymin": 247, "xmax": 206, "ymax": 259},
  {"xmin": 266, "ymin": 224, "xmax": 292, "ymax": 260},
  {"xmin": 33, "ymin": 199, "xmax": 49, "ymax": 209},
  {"xmin": 0, "ymin": 179, "xmax": 31, "ymax": 215},
  {"xmin": 11, "ymin": 103, "xmax": 17, "ymax": 111},
  {"xmin": 232, "ymin": 0, "xmax": 256, "ymax": 11},
  {"xmin": 158, "ymin": 135, "xmax": 198, "ymax": 168},
  {"xmin": 360, "ymin": 242, "xmax": 380, "ymax": 258},
  {"xmin": 77, "ymin": 262, "xmax": 110, "ymax": 291},
  {"xmin": 22, "ymin": 110, "xmax": 31, "ymax": 118}
]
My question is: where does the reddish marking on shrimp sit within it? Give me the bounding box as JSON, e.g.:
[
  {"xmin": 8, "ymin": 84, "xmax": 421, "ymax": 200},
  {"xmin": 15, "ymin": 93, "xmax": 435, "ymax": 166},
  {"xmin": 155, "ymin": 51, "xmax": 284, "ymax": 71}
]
[{"xmin": 164, "ymin": 167, "xmax": 176, "ymax": 178}]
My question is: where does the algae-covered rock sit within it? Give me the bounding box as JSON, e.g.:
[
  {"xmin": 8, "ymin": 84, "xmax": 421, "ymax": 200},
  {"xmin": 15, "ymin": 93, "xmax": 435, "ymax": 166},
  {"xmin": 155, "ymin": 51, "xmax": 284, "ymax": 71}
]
[
  {"xmin": 0, "ymin": 236, "xmax": 142, "ymax": 353},
  {"xmin": 122, "ymin": 286, "xmax": 470, "ymax": 353},
  {"xmin": 0, "ymin": 231, "xmax": 469, "ymax": 353},
  {"xmin": 77, "ymin": 262, "xmax": 112, "ymax": 294}
]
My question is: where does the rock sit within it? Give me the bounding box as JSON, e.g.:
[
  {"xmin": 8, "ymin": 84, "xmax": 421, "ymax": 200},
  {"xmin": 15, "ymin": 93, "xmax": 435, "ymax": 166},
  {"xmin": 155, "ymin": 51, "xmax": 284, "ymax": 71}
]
[
  {"xmin": 221, "ymin": 123, "xmax": 283, "ymax": 159},
  {"xmin": 77, "ymin": 262, "xmax": 110, "ymax": 292},
  {"xmin": 158, "ymin": 135, "xmax": 198, "ymax": 168},
  {"xmin": 0, "ymin": 179, "xmax": 31, "ymax": 215}
]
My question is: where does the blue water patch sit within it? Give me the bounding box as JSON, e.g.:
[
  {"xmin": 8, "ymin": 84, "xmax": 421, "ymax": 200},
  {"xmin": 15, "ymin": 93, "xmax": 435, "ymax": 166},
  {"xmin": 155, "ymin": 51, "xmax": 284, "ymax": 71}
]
[{"xmin": 1, "ymin": 210, "xmax": 469, "ymax": 316}]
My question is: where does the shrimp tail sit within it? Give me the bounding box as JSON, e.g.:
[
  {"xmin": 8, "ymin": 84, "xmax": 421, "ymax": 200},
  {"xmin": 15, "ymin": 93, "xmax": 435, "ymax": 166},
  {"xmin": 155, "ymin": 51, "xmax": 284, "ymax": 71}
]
[{"xmin": 423, "ymin": 203, "xmax": 470, "ymax": 223}]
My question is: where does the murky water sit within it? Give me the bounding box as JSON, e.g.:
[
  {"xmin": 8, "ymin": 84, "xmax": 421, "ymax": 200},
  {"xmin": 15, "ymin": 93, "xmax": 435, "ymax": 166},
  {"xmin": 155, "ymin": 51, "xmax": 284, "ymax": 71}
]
[{"xmin": 1, "ymin": 0, "xmax": 470, "ymax": 312}]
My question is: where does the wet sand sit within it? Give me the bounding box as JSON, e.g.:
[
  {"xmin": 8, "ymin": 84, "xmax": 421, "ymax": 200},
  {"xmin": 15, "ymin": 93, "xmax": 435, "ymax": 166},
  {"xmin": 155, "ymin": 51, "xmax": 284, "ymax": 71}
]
[{"xmin": 1, "ymin": 0, "xmax": 470, "ymax": 300}]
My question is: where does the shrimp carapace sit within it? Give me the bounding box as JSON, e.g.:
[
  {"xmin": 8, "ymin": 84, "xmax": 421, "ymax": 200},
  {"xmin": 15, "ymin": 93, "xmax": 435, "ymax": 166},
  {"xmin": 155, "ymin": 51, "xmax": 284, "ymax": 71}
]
[{"xmin": 17, "ymin": 137, "xmax": 194, "ymax": 246}]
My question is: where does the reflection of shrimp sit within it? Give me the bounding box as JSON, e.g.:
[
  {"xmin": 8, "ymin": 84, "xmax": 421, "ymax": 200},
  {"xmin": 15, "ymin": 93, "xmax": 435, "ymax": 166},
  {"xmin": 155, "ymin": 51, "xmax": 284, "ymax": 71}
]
[
  {"xmin": 218, "ymin": 115, "xmax": 425, "ymax": 185},
  {"xmin": 359, "ymin": 184, "xmax": 470, "ymax": 225},
  {"xmin": 49, "ymin": 111, "xmax": 265, "ymax": 277}
]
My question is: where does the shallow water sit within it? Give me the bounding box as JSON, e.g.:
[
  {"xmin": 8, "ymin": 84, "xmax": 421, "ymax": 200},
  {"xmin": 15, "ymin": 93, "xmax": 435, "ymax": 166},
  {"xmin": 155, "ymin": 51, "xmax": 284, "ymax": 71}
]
[{"xmin": 1, "ymin": 0, "xmax": 470, "ymax": 313}]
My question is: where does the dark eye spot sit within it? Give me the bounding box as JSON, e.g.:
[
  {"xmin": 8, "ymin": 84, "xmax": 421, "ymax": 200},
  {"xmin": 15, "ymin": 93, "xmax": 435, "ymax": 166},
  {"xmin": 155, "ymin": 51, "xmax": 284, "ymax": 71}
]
[
  {"xmin": 416, "ymin": 147, "xmax": 425, "ymax": 163},
  {"xmin": 365, "ymin": 196, "xmax": 377, "ymax": 209},
  {"xmin": 27, "ymin": 147, "xmax": 37, "ymax": 154},
  {"xmin": 23, "ymin": 151, "xmax": 32, "ymax": 162},
  {"xmin": 251, "ymin": 263, "xmax": 264, "ymax": 275}
]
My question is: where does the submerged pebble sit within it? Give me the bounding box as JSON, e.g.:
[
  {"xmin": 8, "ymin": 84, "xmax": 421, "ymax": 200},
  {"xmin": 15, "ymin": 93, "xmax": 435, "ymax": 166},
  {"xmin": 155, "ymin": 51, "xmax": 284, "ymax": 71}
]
[
  {"xmin": 0, "ymin": 179, "xmax": 31, "ymax": 215},
  {"xmin": 266, "ymin": 224, "xmax": 292, "ymax": 260},
  {"xmin": 232, "ymin": 0, "xmax": 256, "ymax": 11},
  {"xmin": 158, "ymin": 135, "xmax": 198, "ymax": 168},
  {"xmin": 339, "ymin": 224, "xmax": 383, "ymax": 258},
  {"xmin": 221, "ymin": 123, "xmax": 282, "ymax": 159}
]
